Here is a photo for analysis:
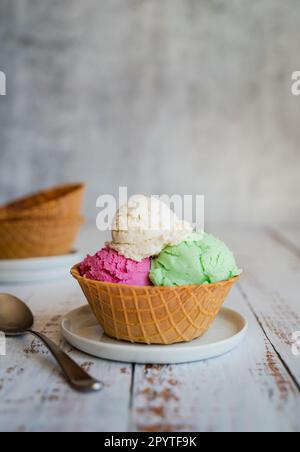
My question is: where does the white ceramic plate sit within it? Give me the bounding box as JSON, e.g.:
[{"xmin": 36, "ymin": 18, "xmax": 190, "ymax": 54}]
[
  {"xmin": 0, "ymin": 252, "xmax": 82, "ymax": 283},
  {"xmin": 61, "ymin": 305, "xmax": 248, "ymax": 364}
]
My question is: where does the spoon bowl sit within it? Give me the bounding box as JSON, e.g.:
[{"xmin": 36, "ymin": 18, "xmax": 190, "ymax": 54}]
[{"xmin": 0, "ymin": 293, "xmax": 34, "ymax": 335}]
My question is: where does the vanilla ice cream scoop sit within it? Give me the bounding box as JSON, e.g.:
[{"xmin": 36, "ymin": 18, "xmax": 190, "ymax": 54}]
[{"xmin": 106, "ymin": 195, "xmax": 193, "ymax": 261}]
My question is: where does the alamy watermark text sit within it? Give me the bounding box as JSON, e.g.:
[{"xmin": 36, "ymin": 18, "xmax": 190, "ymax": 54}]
[
  {"xmin": 96, "ymin": 187, "xmax": 205, "ymax": 232},
  {"xmin": 291, "ymin": 71, "xmax": 300, "ymax": 96}
]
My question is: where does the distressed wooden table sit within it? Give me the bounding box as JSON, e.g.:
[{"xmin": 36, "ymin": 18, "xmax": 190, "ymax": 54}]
[{"xmin": 0, "ymin": 225, "xmax": 299, "ymax": 432}]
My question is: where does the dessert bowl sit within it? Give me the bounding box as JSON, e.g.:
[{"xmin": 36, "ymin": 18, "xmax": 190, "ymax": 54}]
[
  {"xmin": 0, "ymin": 183, "xmax": 85, "ymax": 220},
  {"xmin": 0, "ymin": 216, "xmax": 84, "ymax": 259},
  {"xmin": 71, "ymin": 264, "xmax": 239, "ymax": 345}
]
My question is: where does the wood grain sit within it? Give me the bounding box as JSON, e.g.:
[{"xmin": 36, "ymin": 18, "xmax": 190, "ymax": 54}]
[
  {"xmin": 131, "ymin": 287, "xmax": 300, "ymax": 432},
  {"xmin": 0, "ymin": 281, "xmax": 132, "ymax": 432},
  {"xmin": 220, "ymin": 227, "xmax": 300, "ymax": 388}
]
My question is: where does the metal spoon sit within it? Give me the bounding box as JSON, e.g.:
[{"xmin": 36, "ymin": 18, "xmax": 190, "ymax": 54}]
[{"xmin": 0, "ymin": 293, "xmax": 103, "ymax": 393}]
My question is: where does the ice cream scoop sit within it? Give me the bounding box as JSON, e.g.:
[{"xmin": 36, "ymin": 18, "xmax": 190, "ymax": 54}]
[
  {"xmin": 106, "ymin": 195, "xmax": 192, "ymax": 261},
  {"xmin": 150, "ymin": 232, "xmax": 242, "ymax": 286},
  {"xmin": 80, "ymin": 247, "xmax": 151, "ymax": 286}
]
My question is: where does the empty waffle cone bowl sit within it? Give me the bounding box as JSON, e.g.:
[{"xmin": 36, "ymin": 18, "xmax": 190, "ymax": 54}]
[
  {"xmin": 71, "ymin": 264, "xmax": 239, "ymax": 345},
  {"xmin": 0, "ymin": 216, "xmax": 84, "ymax": 259},
  {"xmin": 0, "ymin": 183, "xmax": 85, "ymax": 220}
]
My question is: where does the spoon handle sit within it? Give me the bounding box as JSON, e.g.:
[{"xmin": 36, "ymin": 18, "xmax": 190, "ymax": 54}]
[{"xmin": 28, "ymin": 330, "xmax": 103, "ymax": 393}]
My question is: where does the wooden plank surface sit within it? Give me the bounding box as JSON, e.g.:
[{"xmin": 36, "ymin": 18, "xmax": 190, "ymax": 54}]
[
  {"xmin": 0, "ymin": 226, "xmax": 299, "ymax": 432},
  {"xmin": 219, "ymin": 226, "xmax": 300, "ymax": 387},
  {"xmin": 131, "ymin": 288, "xmax": 300, "ymax": 432},
  {"xmin": 0, "ymin": 281, "xmax": 132, "ymax": 432}
]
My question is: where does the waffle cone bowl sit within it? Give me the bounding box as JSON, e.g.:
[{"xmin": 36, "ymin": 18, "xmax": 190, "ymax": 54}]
[
  {"xmin": 71, "ymin": 264, "xmax": 239, "ymax": 345},
  {"xmin": 0, "ymin": 183, "xmax": 85, "ymax": 220},
  {"xmin": 0, "ymin": 216, "xmax": 84, "ymax": 259}
]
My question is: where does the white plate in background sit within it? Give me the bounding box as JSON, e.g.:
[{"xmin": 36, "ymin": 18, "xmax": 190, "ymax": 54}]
[
  {"xmin": 61, "ymin": 305, "xmax": 248, "ymax": 364},
  {"xmin": 0, "ymin": 252, "xmax": 82, "ymax": 283}
]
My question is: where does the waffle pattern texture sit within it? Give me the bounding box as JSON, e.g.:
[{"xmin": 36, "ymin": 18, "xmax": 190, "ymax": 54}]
[
  {"xmin": 0, "ymin": 183, "xmax": 84, "ymax": 220},
  {"xmin": 0, "ymin": 217, "xmax": 84, "ymax": 259},
  {"xmin": 0, "ymin": 183, "xmax": 85, "ymax": 259},
  {"xmin": 71, "ymin": 264, "xmax": 239, "ymax": 345}
]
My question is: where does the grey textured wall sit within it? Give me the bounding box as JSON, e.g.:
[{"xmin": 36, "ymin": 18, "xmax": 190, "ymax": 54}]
[{"xmin": 0, "ymin": 0, "xmax": 300, "ymax": 224}]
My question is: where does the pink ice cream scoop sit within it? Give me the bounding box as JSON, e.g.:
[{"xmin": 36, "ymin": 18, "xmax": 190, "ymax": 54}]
[{"xmin": 79, "ymin": 247, "xmax": 152, "ymax": 286}]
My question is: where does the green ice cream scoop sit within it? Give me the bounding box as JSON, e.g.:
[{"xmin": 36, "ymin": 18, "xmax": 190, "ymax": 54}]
[{"xmin": 150, "ymin": 232, "xmax": 242, "ymax": 286}]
